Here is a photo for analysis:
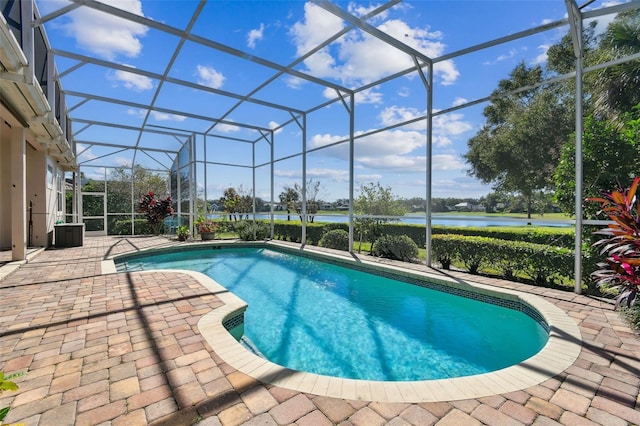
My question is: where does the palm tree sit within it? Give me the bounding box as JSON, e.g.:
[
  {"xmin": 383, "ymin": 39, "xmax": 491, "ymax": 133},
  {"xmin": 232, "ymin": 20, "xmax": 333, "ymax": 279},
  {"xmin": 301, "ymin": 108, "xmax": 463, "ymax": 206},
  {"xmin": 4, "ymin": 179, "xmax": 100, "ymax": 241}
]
[{"xmin": 591, "ymin": 9, "xmax": 640, "ymax": 125}]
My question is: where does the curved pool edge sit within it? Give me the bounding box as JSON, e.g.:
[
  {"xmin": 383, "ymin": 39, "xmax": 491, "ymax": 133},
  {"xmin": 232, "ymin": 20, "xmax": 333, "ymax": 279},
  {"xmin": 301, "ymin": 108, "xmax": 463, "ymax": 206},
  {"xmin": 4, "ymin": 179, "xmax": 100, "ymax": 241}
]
[{"xmin": 105, "ymin": 243, "xmax": 583, "ymax": 403}]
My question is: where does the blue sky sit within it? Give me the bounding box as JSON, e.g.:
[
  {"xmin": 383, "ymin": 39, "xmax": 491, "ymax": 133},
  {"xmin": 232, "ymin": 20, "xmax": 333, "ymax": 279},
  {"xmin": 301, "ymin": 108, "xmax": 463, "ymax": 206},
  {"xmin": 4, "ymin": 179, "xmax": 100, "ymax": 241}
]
[{"xmin": 36, "ymin": 0, "xmax": 623, "ymax": 202}]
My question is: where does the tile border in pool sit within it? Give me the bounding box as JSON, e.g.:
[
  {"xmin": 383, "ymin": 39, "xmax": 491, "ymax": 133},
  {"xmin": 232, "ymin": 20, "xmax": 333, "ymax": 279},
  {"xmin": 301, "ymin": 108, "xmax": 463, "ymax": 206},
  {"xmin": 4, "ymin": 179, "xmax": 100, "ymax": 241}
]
[{"xmin": 106, "ymin": 241, "xmax": 583, "ymax": 403}]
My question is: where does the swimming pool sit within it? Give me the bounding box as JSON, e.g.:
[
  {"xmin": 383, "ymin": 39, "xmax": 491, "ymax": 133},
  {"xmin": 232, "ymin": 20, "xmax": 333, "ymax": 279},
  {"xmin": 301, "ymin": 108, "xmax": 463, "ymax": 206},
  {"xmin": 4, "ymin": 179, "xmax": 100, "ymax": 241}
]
[{"xmin": 116, "ymin": 243, "xmax": 563, "ymax": 386}]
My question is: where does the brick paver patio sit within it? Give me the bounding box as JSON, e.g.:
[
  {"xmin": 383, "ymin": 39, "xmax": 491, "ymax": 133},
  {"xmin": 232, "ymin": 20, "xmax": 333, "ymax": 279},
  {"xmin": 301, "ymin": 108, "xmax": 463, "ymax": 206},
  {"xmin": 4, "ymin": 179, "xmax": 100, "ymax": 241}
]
[{"xmin": 0, "ymin": 236, "xmax": 638, "ymax": 425}]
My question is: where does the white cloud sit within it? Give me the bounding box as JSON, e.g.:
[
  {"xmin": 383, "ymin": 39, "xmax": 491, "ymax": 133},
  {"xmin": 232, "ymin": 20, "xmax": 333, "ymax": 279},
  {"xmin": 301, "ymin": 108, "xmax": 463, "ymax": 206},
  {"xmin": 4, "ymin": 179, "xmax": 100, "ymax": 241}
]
[
  {"xmin": 127, "ymin": 108, "xmax": 185, "ymax": 122},
  {"xmin": 58, "ymin": 0, "xmax": 148, "ymax": 60},
  {"xmin": 113, "ymin": 157, "xmax": 132, "ymax": 167},
  {"xmin": 290, "ymin": 2, "xmax": 344, "ymax": 55},
  {"xmin": 248, "ymin": 23, "xmax": 265, "ymax": 49},
  {"xmin": 323, "ymin": 87, "xmax": 383, "ymax": 104},
  {"xmin": 310, "ymin": 129, "xmax": 426, "ymax": 172},
  {"xmin": 355, "ymin": 88, "xmax": 384, "ymax": 104},
  {"xmin": 433, "ymin": 113, "xmax": 473, "ymax": 143},
  {"xmin": 533, "ymin": 43, "xmax": 551, "ymax": 65},
  {"xmin": 290, "ymin": 3, "xmax": 459, "ymax": 87},
  {"xmin": 483, "ymin": 47, "xmax": 528, "ymax": 66},
  {"xmin": 216, "ymin": 121, "xmax": 240, "ymax": 133},
  {"xmin": 397, "ymin": 87, "xmax": 410, "ymax": 97},
  {"xmin": 150, "ymin": 111, "xmax": 186, "ymax": 122},
  {"xmin": 127, "ymin": 108, "xmax": 146, "ymax": 118},
  {"xmin": 379, "ymin": 106, "xmax": 423, "ymax": 129},
  {"xmin": 452, "ymin": 97, "xmax": 468, "ymax": 107},
  {"xmin": 355, "ymin": 173, "xmax": 383, "ymax": 182},
  {"xmin": 285, "ymin": 76, "xmax": 305, "ymax": 89},
  {"xmin": 378, "ymin": 106, "xmax": 472, "ymax": 146},
  {"xmin": 196, "ymin": 65, "xmax": 225, "ymax": 89},
  {"xmin": 347, "ymin": 3, "xmax": 389, "ymax": 21},
  {"xmin": 432, "ymin": 154, "xmax": 466, "ymax": 171},
  {"xmin": 108, "ymin": 68, "xmax": 153, "ymax": 91},
  {"xmin": 307, "ymin": 168, "xmax": 349, "ymax": 182},
  {"xmin": 75, "ymin": 143, "xmax": 97, "ymax": 163},
  {"xmin": 269, "ymin": 121, "xmax": 283, "ymax": 135}
]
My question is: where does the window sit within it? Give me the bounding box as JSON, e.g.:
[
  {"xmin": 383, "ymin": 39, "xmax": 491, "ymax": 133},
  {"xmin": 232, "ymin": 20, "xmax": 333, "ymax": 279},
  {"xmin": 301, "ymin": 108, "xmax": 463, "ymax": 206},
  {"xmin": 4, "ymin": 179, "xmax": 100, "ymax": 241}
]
[
  {"xmin": 57, "ymin": 171, "xmax": 64, "ymax": 213},
  {"xmin": 47, "ymin": 164, "xmax": 54, "ymax": 188}
]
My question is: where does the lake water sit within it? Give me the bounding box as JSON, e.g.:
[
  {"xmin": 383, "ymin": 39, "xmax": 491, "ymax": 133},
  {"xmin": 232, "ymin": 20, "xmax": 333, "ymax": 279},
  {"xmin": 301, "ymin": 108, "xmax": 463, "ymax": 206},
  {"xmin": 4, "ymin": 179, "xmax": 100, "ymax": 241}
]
[{"xmin": 209, "ymin": 213, "xmax": 573, "ymax": 228}]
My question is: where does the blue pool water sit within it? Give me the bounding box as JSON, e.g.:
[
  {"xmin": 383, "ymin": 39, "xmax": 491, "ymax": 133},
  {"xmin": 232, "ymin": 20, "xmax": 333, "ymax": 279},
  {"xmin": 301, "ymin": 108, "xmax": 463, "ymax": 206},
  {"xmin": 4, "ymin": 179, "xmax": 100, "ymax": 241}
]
[{"xmin": 118, "ymin": 247, "xmax": 548, "ymax": 381}]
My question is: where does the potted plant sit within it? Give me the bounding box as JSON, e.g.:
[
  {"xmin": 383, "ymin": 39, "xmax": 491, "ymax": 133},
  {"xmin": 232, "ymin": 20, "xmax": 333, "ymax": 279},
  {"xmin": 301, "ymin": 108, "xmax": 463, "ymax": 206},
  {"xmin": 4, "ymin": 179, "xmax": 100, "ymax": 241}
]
[
  {"xmin": 196, "ymin": 217, "xmax": 218, "ymax": 240},
  {"xmin": 588, "ymin": 176, "xmax": 640, "ymax": 309},
  {"xmin": 176, "ymin": 225, "xmax": 190, "ymax": 241}
]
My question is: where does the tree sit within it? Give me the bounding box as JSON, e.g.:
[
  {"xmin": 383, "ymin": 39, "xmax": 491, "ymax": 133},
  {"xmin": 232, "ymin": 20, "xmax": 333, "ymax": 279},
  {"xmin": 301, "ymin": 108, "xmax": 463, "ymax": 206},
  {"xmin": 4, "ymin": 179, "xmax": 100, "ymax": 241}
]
[
  {"xmin": 555, "ymin": 110, "xmax": 640, "ymax": 218},
  {"xmin": 220, "ymin": 187, "xmax": 242, "ymax": 221},
  {"xmin": 278, "ymin": 187, "xmax": 299, "ymax": 221},
  {"xmin": 464, "ymin": 63, "xmax": 573, "ymax": 218},
  {"xmin": 354, "ymin": 182, "xmax": 407, "ymax": 253},
  {"xmin": 591, "ymin": 9, "xmax": 640, "ymax": 125},
  {"xmin": 107, "ymin": 165, "xmax": 168, "ymax": 214},
  {"xmin": 294, "ymin": 179, "xmax": 322, "ymax": 223}
]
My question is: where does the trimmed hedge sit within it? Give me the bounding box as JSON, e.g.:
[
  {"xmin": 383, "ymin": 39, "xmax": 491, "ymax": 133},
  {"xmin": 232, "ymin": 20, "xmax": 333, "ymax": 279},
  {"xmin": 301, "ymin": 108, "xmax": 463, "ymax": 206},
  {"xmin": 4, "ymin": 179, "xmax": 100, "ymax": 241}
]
[
  {"xmin": 273, "ymin": 221, "xmax": 332, "ymax": 245},
  {"xmin": 431, "ymin": 234, "xmax": 575, "ymax": 286},
  {"xmin": 271, "ymin": 220, "xmax": 574, "ymax": 249},
  {"xmin": 378, "ymin": 223, "xmax": 574, "ymax": 248},
  {"xmin": 112, "ymin": 219, "xmax": 154, "ymax": 235}
]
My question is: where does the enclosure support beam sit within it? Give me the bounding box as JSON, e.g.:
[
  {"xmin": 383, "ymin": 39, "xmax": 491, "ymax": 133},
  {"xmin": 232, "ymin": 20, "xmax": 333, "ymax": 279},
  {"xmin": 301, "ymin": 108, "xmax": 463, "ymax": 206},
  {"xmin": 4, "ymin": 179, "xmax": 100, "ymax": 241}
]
[
  {"xmin": 426, "ymin": 64, "xmax": 434, "ymax": 267},
  {"xmin": 270, "ymin": 131, "xmax": 275, "ymax": 239},
  {"xmin": 349, "ymin": 93, "xmax": 355, "ymax": 254},
  {"xmin": 412, "ymin": 56, "xmax": 433, "ymax": 267},
  {"xmin": 301, "ymin": 113, "xmax": 307, "ymax": 246},
  {"xmin": 565, "ymin": 0, "xmax": 584, "ymax": 294}
]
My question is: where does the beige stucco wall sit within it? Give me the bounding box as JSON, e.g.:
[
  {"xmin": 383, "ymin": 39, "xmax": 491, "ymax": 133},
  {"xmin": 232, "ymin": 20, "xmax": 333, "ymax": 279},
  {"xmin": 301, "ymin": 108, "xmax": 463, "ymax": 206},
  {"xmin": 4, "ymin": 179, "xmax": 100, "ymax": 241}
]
[
  {"xmin": 0, "ymin": 119, "xmax": 11, "ymax": 249},
  {"xmin": 0, "ymin": 106, "xmax": 64, "ymax": 250}
]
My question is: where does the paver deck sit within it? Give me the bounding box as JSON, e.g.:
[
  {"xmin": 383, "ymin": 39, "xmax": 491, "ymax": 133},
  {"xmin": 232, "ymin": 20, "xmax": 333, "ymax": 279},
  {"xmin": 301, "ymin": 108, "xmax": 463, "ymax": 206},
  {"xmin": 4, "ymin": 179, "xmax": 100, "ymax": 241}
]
[{"xmin": 0, "ymin": 236, "xmax": 638, "ymax": 425}]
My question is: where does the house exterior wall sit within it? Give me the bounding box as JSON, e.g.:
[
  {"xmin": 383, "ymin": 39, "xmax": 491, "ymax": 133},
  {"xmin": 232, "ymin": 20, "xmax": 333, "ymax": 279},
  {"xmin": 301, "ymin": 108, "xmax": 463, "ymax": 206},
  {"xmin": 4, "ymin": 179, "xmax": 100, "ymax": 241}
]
[
  {"xmin": 1, "ymin": 1, "xmax": 76, "ymax": 258},
  {"xmin": 0, "ymin": 105, "xmax": 64, "ymax": 249},
  {"xmin": 0, "ymin": 118, "xmax": 12, "ymax": 249}
]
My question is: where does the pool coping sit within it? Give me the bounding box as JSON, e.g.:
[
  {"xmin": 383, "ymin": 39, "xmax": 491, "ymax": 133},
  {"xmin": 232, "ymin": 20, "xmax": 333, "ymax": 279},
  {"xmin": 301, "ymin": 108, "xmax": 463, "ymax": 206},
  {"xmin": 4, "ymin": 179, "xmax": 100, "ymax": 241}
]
[{"xmin": 105, "ymin": 240, "xmax": 583, "ymax": 403}]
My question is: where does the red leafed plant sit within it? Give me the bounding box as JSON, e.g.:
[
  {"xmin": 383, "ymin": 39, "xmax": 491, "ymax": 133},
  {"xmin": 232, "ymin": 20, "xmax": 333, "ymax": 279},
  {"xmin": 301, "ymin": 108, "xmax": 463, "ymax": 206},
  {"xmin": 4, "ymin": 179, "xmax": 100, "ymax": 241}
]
[
  {"xmin": 138, "ymin": 191, "xmax": 174, "ymax": 235},
  {"xmin": 588, "ymin": 176, "xmax": 640, "ymax": 309}
]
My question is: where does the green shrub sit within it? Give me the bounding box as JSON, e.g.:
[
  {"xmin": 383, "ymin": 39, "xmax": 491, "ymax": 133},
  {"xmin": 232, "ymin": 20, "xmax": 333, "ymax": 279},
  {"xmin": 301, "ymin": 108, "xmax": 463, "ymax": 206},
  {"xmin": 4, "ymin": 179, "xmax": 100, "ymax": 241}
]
[
  {"xmin": 372, "ymin": 235, "xmax": 419, "ymax": 262},
  {"xmin": 430, "ymin": 234, "xmax": 458, "ymax": 269},
  {"xmin": 272, "ymin": 220, "xmax": 337, "ymax": 245},
  {"xmin": 431, "ymin": 234, "xmax": 575, "ymax": 287},
  {"xmin": 319, "ymin": 229, "xmax": 350, "ymax": 251},
  {"xmin": 455, "ymin": 236, "xmax": 495, "ymax": 274},
  {"xmin": 621, "ymin": 305, "xmax": 640, "ymax": 332},
  {"xmin": 112, "ymin": 219, "xmax": 154, "ymax": 235},
  {"xmin": 235, "ymin": 220, "xmax": 270, "ymax": 241}
]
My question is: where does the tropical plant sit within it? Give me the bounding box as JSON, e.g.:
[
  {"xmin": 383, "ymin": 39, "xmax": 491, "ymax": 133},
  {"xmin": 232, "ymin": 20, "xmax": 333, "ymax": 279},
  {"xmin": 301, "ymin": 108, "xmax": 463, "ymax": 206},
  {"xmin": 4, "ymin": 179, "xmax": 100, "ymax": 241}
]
[
  {"xmin": 235, "ymin": 220, "xmax": 270, "ymax": 241},
  {"xmin": 0, "ymin": 371, "xmax": 24, "ymax": 424},
  {"xmin": 195, "ymin": 217, "xmax": 218, "ymax": 234},
  {"xmin": 588, "ymin": 176, "xmax": 640, "ymax": 309},
  {"xmin": 176, "ymin": 225, "xmax": 190, "ymax": 241},
  {"xmin": 137, "ymin": 191, "xmax": 174, "ymax": 235}
]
